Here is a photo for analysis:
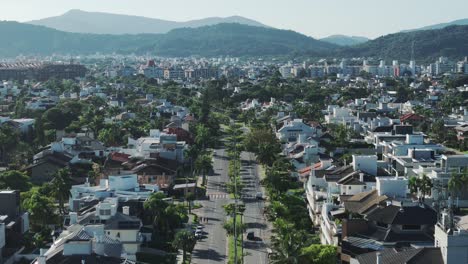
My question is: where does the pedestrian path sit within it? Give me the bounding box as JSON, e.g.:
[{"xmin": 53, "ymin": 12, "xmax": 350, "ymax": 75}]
[{"xmin": 207, "ymin": 193, "xmax": 228, "ymax": 200}]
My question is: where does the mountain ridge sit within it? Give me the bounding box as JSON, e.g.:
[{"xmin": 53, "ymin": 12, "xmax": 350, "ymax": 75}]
[
  {"xmin": 402, "ymin": 18, "xmax": 468, "ymax": 32},
  {"xmin": 0, "ymin": 21, "xmax": 335, "ymax": 57},
  {"xmin": 27, "ymin": 9, "xmax": 270, "ymax": 35}
]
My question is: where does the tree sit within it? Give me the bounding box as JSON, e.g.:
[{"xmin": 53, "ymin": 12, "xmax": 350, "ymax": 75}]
[
  {"xmin": 195, "ymin": 124, "xmax": 211, "ymax": 150},
  {"xmin": 144, "ymin": 192, "xmax": 187, "ymax": 237},
  {"xmin": 299, "ymin": 244, "xmax": 336, "ymax": 264},
  {"xmin": 0, "ymin": 125, "xmax": 20, "ymax": 163},
  {"xmin": 22, "ymin": 189, "xmax": 58, "ymax": 230},
  {"xmin": 186, "ymin": 193, "xmax": 195, "ymax": 214},
  {"xmin": 173, "ymin": 230, "xmax": 196, "ymax": 264},
  {"xmin": 408, "ymin": 176, "xmax": 418, "ymax": 194},
  {"xmin": 50, "ymin": 168, "xmax": 72, "ymax": 217},
  {"xmin": 223, "ymin": 217, "xmax": 247, "ymax": 236},
  {"xmin": 195, "ymin": 153, "xmax": 213, "ymax": 186},
  {"xmin": 448, "ymin": 169, "xmax": 468, "ymax": 197},
  {"xmin": 0, "ymin": 170, "xmax": 32, "ymax": 192},
  {"xmin": 270, "ymin": 219, "xmax": 309, "ymax": 264},
  {"xmin": 144, "ymin": 192, "xmax": 170, "ymax": 235},
  {"xmin": 265, "ymin": 159, "xmax": 292, "ymax": 195},
  {"xmin": 419, "ymin": 174, "xmax": 433, "ymax": 198},
  {"xmin": 256, "ymin": 143, "xmax": 280, "ymax": 167}
]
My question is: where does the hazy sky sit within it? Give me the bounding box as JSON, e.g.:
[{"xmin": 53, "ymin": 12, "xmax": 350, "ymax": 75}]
[{"xmin": 2, "ymin": 0, "xmax": 468, "ymax": 38}]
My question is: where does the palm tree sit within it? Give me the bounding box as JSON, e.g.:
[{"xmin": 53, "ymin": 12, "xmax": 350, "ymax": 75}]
[
  {"xmin": 50, "ymin": 168, "xmax": 72, "ymax": 217},
  {"xmin": 419, "ymin": 174, "xmax": 433, "ymax": 199},
  {"xmin": 256, "ymin": 143, "xmax": 279, "ymax": 167},
  {"xmin": 448, "ymin": 169, "xmax": 468, "ymax": 197},
  {"xmin": 408, "ymin": 176, "xmax": 418, "ymax": 194},
  {"xmin": 195, "ymin": 153, "xmax": 213, "ymax": 186},
  {"xmin": 144, "ymin": 192, "xmax": 170, "ymax": 235},
  {"xmin": 186, "ymin": 193, "xmax": 195, "ymax": 214},
  {"xmin": 195, "ymin": 124, "xmax": 210, "ymax": 150},
  {"xmin": 270, "ymin": 219, "xmax": 308, "ymax": 264},
  {"xmin": 173, "ymin": 230, "xmax": 196, "ymax": 264}
]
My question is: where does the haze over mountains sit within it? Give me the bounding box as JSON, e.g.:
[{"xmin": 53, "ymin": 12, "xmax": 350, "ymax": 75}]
[
  {"xmin": 402, "ymin": 18, "xmax": 468, "ymax": 32},
  {"xmin": 0, "ymin": 9, "xmax": 465, "ymax": 60},
  {"xmin": 0, "ymin": 22, "xmax": 336, "ymax": 57},
  {"xmin": 27, "ymin": 9, "xmax": 269, "ymax": 35},
  {"xmin": 320, "ymin": 35, "xmax": 370, "ymax": 46}
]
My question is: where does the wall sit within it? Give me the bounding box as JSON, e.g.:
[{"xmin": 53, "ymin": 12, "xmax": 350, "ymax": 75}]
[
  {"xmin": 435, "ymin": 225, "xmax": 468, "ymax": 264},
  {"xmin": 353, "ymin": 155, "xmax": 377, "ymax": 176}
]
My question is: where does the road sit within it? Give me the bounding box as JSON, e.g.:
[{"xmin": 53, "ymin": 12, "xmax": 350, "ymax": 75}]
[
  {"xmin": 240, "ymin": 151, "xmax": 269, "ymax": 264},
  {"xmin": 191, "ymin": 147, "xmax": 269, "ymax": 264},
  {"xmin": 191, "ymin": 147, "xmax": 230, "ymax": 264}
]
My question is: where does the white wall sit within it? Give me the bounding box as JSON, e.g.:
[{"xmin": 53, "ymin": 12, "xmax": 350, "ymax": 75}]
[
  {"xmin": 435, "ymin": 225, "xmax": 468, "ymax": 264},
  {"xmin": 353, "ymin": 155, "xmax": 377, "ymax": 176}
]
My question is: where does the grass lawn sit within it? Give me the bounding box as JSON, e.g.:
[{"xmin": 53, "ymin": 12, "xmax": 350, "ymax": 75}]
[
  {"xmin": 227, "ymin": 215, "xmax": 243, "ymax": 264},
  {"xmin": 228, "ymin": 235, "xmax": 243, "ymax": 264}
]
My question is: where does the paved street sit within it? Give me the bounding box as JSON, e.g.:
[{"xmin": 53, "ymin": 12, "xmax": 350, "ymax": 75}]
[
  {"xmin": 191, "ymin": 147, "xmax": 230, "ymax": 264},
  {"xmin": 240, "ymin": 152, "xmax": 269, "ymax": 264},
  {"xmin": 191, "ymin": 147, "xmax": 269, "ymax": 264}
]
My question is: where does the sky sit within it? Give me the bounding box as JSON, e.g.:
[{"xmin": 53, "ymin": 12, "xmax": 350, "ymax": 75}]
[{"xmin": 2, "ymin": 0, "xmax": 468, "ymax": 39}]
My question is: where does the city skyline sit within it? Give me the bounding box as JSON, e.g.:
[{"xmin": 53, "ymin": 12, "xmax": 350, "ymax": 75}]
[{"xmin": 2, "ymin": 0, "xmax": 468, "ymax": 38}]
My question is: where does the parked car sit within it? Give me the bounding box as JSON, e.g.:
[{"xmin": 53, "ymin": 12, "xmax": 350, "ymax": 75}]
[{"xmin": 256, "ymin": 192, "xmax": 263, "ymax": 200}]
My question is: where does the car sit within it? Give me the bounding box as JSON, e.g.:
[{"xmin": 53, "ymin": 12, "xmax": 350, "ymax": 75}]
[
  {"xmin": 247, "ymin": 231, "xmax": 255, "ymax": 240},
  {"xmin": 195, "ymin": 230, "xmax": 203, "ymax": 239},
  {"xmin": 255, "ymin": 192, "xmax": 263, "ymax": 200},
  {"xmin": 196, "ymin": 225, "xmax": 204, "ymax": 230}
]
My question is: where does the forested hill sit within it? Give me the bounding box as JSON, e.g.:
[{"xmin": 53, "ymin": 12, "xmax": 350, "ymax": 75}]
[
  {"xmin": 1, "ymin": 21, "xmax": 467, "ymax": 60},
  {"xmin": 139, "ymin": 23, "xmax": 337, "ymax": 57},
  {"xmin": 0, "ymin": 22, "xmax": 336, "ymax": 57},
  {"xmin": 336, "ymin": 25, "xmax": 468, "ymax": 61}
]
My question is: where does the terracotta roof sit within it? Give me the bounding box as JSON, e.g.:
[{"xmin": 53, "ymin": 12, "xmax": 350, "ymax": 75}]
[
  {"xmin": 110, "ymin": 152, "xmax": 130, "ymax": 163},
  {"xmin": 400, "ymin": 113, "xmax": 424, "ymax": 122}
]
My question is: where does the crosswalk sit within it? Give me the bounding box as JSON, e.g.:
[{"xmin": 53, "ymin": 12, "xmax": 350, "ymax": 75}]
[
  {"xmin": 207, "ymin": 193, "xmax": 228, "ymax": 200},
  {"xmin": 207, "ymin": 193, "xmax": 260, "ymax": 200}
]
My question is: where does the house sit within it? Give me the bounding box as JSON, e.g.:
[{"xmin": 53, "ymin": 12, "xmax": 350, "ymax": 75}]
[
  {"xmin": 26, "ymin": 151, "xmax": 72, "ymax": 184},
  {"xmin": 276, "ymin": 119, "xmax": 319, "ymax": 142},
  {"xmin": 400, "ymin": 113, "xmax": 425, "ymax": 126},
  {"xmin": 68, "ymin": 174, "xmax": 158, "ymax": 212},
  {"xmin": 351, "ymin": 248, "xmax": 443, "ymax": 264},
  {"xmin": 0, "ymin": 190, "xmax": 29, "ymax": 263},
  {"xmin": 36, "ymin": 198, "xmax": 143, "ymax": 263},
  {"xmin": 131, "ymin": 159, "xmax": 177, "ymax": 189},
  {"xmin": 341, "ymin": 201, "xmax": 438, "ymax": 263},
  {"xmin": 123, "ymin": 129, "xmax": 187, "ymax": 162},
  {"xmin": 455, "ymin": 124, "xmax": 468, "ymax": 141}
]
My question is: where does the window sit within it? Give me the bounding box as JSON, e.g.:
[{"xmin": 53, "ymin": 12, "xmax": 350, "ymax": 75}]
[
  {"xmin": 348, "ymin": 186, "xmax": 352, "ymax": 190},
  {"xmin": 100, "ymin": 209, "xmax": 111, "ymax": 216}
]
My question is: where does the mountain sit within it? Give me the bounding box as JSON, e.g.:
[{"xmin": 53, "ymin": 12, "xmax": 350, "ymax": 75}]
[
  {"xmin": 0, "ymin": 21, "xmax": 336, "ymax": 57},
  {"xmin": 403, "ymin": 18, "xmax": 468, "ymax": 32},
  {"xmin": 320, "ymin": 35, "xmax": 369, "ymax": 46},
  {"xmin": 138, "ymin": 23, "xmax": 336, "ymax": 57},
  {"xmin": 337, "ymin": 25, "xmax": 468, "ymax": 61},
  {"xmin": 27, "ymin": 9, "xmax": 269, "ymax": 34}
]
